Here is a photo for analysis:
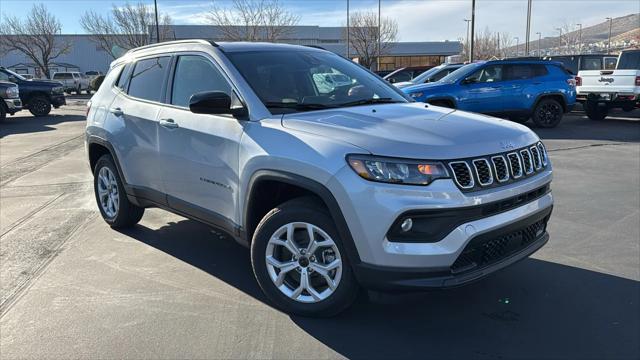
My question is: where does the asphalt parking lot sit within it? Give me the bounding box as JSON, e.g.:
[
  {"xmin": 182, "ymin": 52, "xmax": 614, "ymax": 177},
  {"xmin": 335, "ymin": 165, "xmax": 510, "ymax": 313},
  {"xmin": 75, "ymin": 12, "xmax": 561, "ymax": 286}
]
[{"xmin": 1, "ymin": 101, "xmax": 638, "ymax": 359}]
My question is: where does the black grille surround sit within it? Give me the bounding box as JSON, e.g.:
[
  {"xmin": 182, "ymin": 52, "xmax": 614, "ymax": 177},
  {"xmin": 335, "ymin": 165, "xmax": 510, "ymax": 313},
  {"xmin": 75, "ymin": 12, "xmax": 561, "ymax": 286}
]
[{"xmin": 447, "ymin": 142, "xmax": 548, "ymax": 192}]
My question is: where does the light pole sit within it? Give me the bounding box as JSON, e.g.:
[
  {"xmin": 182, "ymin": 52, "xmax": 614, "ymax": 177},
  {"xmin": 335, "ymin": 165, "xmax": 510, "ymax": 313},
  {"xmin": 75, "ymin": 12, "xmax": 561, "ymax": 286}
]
[
  {"xmin": 154, "ymin": 0, "xmax": 160, "ymax": 43},
  {"xmin": 470, "ymin": 0, "xmax": 476, "ymax": 61},
  {"xmin": 576, "ymin": 23, "xmax": 582, "ymax": 53},
  {"xmin": 346, "ymin": 0, "xmax": 349, "ymax": 59},
  {"xmin": 606, "ymin": 17, "xmax": 613, "ymax": 54},
  {"xmin": 514, "ymin": 37, "xmax": 519, "ymax": 57},
  {"xmin": 525, "ymin": 0, "xmax": 532, "ymax": 55},
  {"xmin": 536, "ymin": 32, "xmax": 541, "ymax": 57},
  {"xmin": 464, "ymin": 19, "xmax": 471, "ymax": 61},
  {"xmin": 377, "ymin": 0, "xmax": 381, "ymax": 71},
  {"xmin": 556, "ymin": 28, "xmax": 562, "ymax": 55}
]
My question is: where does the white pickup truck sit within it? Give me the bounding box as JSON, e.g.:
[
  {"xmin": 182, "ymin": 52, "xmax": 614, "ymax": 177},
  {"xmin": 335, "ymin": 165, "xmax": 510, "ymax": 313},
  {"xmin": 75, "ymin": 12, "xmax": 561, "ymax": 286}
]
[
  {"xmin": 576, "ymin": 49, "xmax": 640, "ymax": 120},
  {"xmin": 51, "ymin": 72, "xmax": 91, "ymax": 94}
]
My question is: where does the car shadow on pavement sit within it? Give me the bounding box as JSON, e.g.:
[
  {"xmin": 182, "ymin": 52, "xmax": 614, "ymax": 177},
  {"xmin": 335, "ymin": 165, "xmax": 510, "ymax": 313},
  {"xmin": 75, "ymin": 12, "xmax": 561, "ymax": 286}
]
[
  {"xmin": 0, "ymin": 114, "xmax": 86, "ymax": 138},
  {"xmin": 119, "ymin": 218, "xmax": 640, "ymax": 359},
  {"xmin": 532, "ymin": 109, "xmax": 640, "ymax": 143}
]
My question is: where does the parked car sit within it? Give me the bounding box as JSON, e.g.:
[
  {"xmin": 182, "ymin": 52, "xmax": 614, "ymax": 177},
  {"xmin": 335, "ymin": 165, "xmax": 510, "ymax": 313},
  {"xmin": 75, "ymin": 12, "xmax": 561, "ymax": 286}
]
[
  {"xmin": 85, "ymin": 70, "xmax": 103, "ymax": 82},
  {"xmin": 90, "ymin": 75, "xmax": 106, "ymax": 91},
  {"xmin": 576, "ymin": 49, "xmax": 640, "ymax": 120},
  {"xmin": 52, "ymin": 71, "xmax": 90, "ymax": 94},
  {"xmin": 0, "ymin": 80, "xmax": 22, "ymax": 121},
  {"xmin": 383, "ymin": 66, "xmax": 432, "ymax": 83},
  {"xmin": 403, "ymin": 60, "xmax": 577, "ymax": 128},
  {"xmin": 545, "ymin": 54, "xmax": 618, "ymax": 75},
  {"xmin": 0, "ymin": 67, "xmax": 66, "ymax": 116},
  {"xmin": 392, "ymin": 63, "xmax": 465, "ymax": 89},
  {"xmin": 20, "ymin": 74, "xmax": 35, "ymax": 80},
  {"xmin": 87, "ymin": 40, "xmax": 553, "ymax": 317}
]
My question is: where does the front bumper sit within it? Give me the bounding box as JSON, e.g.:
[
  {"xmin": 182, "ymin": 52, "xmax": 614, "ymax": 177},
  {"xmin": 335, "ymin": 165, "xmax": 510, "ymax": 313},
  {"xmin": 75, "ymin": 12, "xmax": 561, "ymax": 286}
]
[
  {"xmin": 354, "ymin": 205, "xmax": 551, "ymax": 290},
  {"xmin": 51, "ymin": 94, "xmax": 66, "ymax": 107},
  {"xmin": 4, "ymin": 98, "xmax": 22, "ymax": 113}
]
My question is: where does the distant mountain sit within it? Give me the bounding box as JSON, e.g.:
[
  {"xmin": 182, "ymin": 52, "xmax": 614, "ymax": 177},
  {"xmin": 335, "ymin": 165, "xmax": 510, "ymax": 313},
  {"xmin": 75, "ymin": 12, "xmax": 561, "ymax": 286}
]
[{"xmin": 508, "ymin": 13, "xmax": 639, "ymax": 55}]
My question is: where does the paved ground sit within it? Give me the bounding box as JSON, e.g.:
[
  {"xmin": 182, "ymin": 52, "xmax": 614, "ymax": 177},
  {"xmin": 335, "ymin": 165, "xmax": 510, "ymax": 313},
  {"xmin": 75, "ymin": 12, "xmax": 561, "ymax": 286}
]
[{"xmin": 1, "ymin": 102, "xmax": 639, "ymax": 359}]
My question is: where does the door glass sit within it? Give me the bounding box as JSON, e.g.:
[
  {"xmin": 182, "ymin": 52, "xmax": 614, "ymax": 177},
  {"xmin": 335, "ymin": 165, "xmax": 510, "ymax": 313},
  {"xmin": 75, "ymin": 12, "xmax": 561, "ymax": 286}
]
[
  {"xmin": 128, "ymin": 57, "xmax": 170, "ymax": 102},
  {"xmin": 582, "ymin": 57, "xmax": 603, "ymax": 70},
  {"xmin": 171, "ymin": 55, "xmax": 231, "ymax": 107},
  {"xmin": 466, "ymin": 65, "xmax": 503, "ymax": 83}
]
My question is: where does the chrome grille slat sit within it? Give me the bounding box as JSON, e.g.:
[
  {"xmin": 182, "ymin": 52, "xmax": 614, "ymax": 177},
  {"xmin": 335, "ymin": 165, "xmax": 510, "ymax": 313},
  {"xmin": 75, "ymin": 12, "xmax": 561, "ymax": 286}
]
[{"xmin": 447, "ymin": 142, "xmax": 548, "ymax": 191}]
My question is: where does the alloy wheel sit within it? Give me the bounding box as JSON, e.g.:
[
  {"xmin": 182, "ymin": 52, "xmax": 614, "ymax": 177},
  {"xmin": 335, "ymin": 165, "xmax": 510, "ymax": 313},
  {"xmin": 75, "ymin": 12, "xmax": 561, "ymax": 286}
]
[
  {"xmin": 265, "ymin": 222, "xmax": 342, "ymax": 303},
  {"xmin": 537, "ymin": 102, "xmax": 560, "ymax": 125},
  {"xmin": 97, "ymin": 166, "xmax": 119, "ymax": 219}
]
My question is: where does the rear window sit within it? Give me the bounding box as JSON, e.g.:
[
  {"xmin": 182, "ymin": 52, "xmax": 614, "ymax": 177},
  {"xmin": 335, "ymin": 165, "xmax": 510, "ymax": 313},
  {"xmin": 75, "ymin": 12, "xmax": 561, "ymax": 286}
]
[
  {"xmin": 617, "ymin": 51, "xmax": 640, "ymax": 70},
  {"xmin": 128, "ymin": 57, "xmax": 170, "ymax": 102},
  {"xmin": 581, "ymin": 57, "xmax": 603, "ymax": 71}
]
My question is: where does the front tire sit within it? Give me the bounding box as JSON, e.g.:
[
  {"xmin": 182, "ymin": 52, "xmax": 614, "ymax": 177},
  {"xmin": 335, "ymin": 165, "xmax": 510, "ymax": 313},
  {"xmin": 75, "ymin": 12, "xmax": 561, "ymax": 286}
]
[
  {"xmin": 584, "ymin": 101, "xmax": 608, "ymax": 120},
  {"xmin": 251, "ymin": 198, "xmax": 359, "ymax": 317},
  {"xmin": 93, "ymin": 154, "xmax": 144, "ymax": 228},
  {"xmin": 532, "ymin": 98, "xmax": 563, "ymax": 128},
  {"xmin": 28, "ymin": 96, "xmax": 52, "ymax": 117}
]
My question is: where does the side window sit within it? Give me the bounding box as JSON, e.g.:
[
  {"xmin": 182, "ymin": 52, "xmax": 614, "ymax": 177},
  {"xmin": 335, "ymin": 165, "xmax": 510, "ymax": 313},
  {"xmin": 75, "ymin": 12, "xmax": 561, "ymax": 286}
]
[
  {"xmin": 115, "ymin": 63, "xmax": 133, "ymax": 91},
  {"xmin": 171, "ymin": 55, "xmax": 231, "ymax": 107},
  {"xmin": 582, "ymin": 57, "xmax": 602, "ymax": 70},
  {"xmin": 128, "ymin": 57, "xmax": 170, "ymax": 102},
  {"xmin": 504, "ymin": 65, "xmax": 534, "ymax": 80},
  {"xmin": 431, "ymin": 69, "xmax": 450, "ymax": 82},
  {"xmin": 604, "ymin": 57, "xmax": 617, "ymax": 69},
  {"xmin": 466, "ymin": 65, "xmax": 503, "ymax": 83},
  {"xmin": 0, "ymin": 71, "xmax": 8, "ymax": 81}
]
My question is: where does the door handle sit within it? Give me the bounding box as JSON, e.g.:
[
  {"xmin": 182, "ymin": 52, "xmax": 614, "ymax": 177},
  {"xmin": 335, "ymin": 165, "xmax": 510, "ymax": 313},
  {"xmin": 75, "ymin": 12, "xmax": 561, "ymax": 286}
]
[
  {"xmin": 109, "ymin": 107, "xmax": 123, "ymax": 117},
  {"xmin": 159, "ymin": 118, "xmax": 179, "ymax": 129}
]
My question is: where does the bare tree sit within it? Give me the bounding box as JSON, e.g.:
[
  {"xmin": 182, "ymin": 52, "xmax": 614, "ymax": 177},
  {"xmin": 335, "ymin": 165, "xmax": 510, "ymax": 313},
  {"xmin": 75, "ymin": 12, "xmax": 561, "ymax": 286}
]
[
  {"xmin": 460, "ymin": 28, "xmax": 513, "ymax": 60},
  {"xmin": 80, "ymin": 2, "xmax": 173, "ymax": 59},
  {"xmin": 0, "ymin": 4, "xmax": 71, "ymax": 78},
  {"xmin": 346, "ymin": 11, "xmax": 398, "ymax": 69},
  {"xmin": 206, "ymin": 0, "xmax": 299, "ymax": 41}
]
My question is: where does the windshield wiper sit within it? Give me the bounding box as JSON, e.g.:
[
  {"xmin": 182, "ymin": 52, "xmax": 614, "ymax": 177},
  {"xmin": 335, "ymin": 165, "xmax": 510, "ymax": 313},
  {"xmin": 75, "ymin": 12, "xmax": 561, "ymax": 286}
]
[
  {"xmin": 337, "ymin": 97, "xmax": 403, "ymax": 107},
  {"xmin": 264, "ymin": 102, "xmax": 335, "ymax": 111}
]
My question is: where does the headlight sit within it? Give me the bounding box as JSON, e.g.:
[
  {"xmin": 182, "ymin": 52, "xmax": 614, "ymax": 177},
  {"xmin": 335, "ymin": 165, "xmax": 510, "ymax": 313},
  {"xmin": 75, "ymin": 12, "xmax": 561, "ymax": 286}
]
[
  {"xmin": 52, "ymin": 86, "xmax": 64, "ymax": 94},
  {"xmin": 347, "ymin": 154, "xmax": 449, "ymax": 185},
  {"xmin": 5, "ymin": 86, "xmax": 19, "ymax": 98},
  {"xmin": 409, "ymin": 92, "xmax": 424, "ymax": 99}
]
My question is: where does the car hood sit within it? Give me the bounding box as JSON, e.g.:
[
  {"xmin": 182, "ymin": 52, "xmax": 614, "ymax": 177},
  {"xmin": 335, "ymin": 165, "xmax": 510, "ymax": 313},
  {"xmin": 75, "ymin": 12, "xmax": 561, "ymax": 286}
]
[
  {"xmin": 281, "ymin": 103, "xmax": 538, "ymax": 159},
  {"xmin": 24, "ymin": 79, "xmax": 63, "ymax": 87},
  {"xmin": 402, "ymin": 81, "xmax": 451, "ymax": 93}
]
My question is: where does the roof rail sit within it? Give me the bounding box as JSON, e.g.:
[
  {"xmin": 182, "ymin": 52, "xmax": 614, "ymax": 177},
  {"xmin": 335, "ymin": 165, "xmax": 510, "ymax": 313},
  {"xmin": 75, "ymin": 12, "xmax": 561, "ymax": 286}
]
[
  {"xmin": 125, "ymin": 39, "xmax": 218, "ymax": 54},
  {"xmin": 304, "ymin": 45, "xmax": 326, "ymax": 50}
]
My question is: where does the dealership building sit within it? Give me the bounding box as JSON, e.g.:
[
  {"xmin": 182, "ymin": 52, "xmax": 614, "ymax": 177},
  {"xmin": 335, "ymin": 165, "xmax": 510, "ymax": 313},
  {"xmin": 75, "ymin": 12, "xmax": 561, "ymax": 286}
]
[{"xmin": 0, "ymin": 25, "xmax": 461, "ymax": 77}]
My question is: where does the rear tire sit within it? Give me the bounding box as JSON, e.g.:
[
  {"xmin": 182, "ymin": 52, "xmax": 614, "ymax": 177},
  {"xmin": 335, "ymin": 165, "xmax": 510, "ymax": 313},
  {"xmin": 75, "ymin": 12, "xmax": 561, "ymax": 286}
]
[
  {"xmin": 532, "ymin": 98, "xmax": 563, "ymax": 128},
  {"xmin": 93, "ymin": 154, "xmax": 144, "ymax": 228},
  {"xmin": 584, "ymin": 101, "xmax": 608, "ymax": 121},
  {"xmin": 28, "ymin": 96, "xmax": 51, "ymax": 117},
  {"xmin": 251, "ymin": 197, "xmax": 359, "ymax": 317}
]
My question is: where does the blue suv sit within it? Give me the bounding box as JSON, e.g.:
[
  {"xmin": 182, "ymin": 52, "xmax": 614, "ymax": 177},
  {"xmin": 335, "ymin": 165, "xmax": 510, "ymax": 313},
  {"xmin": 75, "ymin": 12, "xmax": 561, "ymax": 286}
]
[{"xmin": 402, "ymin": 60, "xmax": 576, "ymax": 128}]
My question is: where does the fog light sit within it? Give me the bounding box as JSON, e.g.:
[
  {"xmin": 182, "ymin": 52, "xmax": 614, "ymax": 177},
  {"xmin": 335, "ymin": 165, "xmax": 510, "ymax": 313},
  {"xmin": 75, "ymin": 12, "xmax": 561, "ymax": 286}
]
[{"xmin": 400, "ymin": 218, "xmax": 413, "ymax": 232}]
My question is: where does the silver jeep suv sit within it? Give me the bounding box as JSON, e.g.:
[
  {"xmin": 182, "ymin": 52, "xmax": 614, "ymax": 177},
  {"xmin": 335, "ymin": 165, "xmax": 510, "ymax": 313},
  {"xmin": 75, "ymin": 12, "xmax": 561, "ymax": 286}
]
[{"xmin": 86, "ymin": 40, "xmax": 553, "ymax": 317}]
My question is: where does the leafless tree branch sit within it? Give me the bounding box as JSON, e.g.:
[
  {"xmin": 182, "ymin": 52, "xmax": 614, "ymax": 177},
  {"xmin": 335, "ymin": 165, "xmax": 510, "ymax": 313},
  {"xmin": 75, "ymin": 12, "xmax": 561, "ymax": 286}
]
[{"xmin": 345, "ymin": 11, "xmax": 398, "ymax": 69}]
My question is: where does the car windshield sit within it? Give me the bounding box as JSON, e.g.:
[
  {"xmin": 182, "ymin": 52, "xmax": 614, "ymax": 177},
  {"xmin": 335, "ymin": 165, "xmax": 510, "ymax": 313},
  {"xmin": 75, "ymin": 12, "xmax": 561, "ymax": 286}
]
[
  {"xmin": 438, "ymin": 63, "xmax": 481, "ymax": 83},
  {"xmin": 226, "ymin": 50, "xmax": 408, "ymax": 114},
  {"xmin": 3, "ymin": 68, "xmax": 27, "ymax": 81},
  {"xmin": 410, "ymin": 65, "xmax": 445, "ymax": 83}
]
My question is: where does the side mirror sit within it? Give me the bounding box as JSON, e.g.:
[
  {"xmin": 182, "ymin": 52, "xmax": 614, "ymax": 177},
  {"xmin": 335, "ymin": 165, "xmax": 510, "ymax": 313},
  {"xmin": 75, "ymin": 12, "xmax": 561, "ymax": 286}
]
[{"xmin": 189, "ymin": 91, "xmax": 247, "ymax": 118}]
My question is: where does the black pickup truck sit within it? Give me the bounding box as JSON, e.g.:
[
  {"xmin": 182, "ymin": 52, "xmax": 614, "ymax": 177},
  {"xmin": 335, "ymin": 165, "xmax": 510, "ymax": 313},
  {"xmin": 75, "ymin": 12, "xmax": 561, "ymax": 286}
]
[
  {"xmin": 1, "ymin": 80, "xmax": 22, "ymax": 121},
  {"xmin": 0, "ymin": 67, "xmax": 66, "ymax": 116}
]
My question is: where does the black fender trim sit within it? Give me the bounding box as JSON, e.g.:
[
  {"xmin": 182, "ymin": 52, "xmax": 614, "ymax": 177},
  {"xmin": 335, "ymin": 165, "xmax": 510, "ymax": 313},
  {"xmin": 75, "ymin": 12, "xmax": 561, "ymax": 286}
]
[
  {"xmin": 425, "ymin": 97, "xmax": 457, "ymax": 108},
  {"xmin": 532, "ymin": 92, "xmax": 568, "ymax": 113},
  {"xmin": 244, "ymin": 170, "xmax": 362, "ymax": 264},
  {"xmin": 86, "ymin": 135, "xmax": 128, "ymax": 184}
]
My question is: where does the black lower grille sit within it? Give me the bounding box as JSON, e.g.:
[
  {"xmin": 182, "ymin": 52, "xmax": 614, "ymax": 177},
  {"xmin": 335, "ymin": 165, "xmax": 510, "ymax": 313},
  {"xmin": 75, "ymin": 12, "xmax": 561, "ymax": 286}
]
[{"xmin": 451, "ymin": 218, "xmax": 548, "ymax": 274}]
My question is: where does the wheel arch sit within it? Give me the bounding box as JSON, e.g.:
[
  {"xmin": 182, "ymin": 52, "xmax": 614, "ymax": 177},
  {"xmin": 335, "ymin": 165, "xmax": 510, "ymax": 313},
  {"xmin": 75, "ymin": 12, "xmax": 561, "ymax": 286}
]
[
  {"xmin": 425, "ymin": 96, "xmax": 457, "ymax": 108},
  {"xmin": 86, "ymin": 135, "xmax": 128, "ymax": 185},
  {"xmin": 243, "ymin": 170, "xmax": 362, "ymax": 264},
  {"xmin": 533, "ymin": 93, "xmax": 567, "ymax": 113},
  {"xmin": 24, "ymin": 91, "xmax": 51, "ymax": 105}
]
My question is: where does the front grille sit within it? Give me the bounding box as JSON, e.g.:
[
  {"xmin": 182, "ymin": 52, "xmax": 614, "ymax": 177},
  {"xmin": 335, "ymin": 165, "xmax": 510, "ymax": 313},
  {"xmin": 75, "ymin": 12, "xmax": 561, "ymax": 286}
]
[
  {"xmin": 449, "ymin": 162, "xmax": 474, "ymax": 189},
  {"xmin": 451, "ymin": 218, "xmax": 548, "ymax": 274},
  {"xmin": 446, "ymin": 142, "xmax": 548, "ymax": 192}
]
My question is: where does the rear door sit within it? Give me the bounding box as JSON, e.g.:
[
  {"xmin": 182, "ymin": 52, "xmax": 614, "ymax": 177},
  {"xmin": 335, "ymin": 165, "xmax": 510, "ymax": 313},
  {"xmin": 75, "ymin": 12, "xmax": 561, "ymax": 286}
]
[
  {"xmin": 157, "ymin": 53, "xmax": 244, "ymax": 224},
  {"xmin": 502, "ymin": 64, "xmax": 547, "ymax": 111},
  {"xmin": 108, "ymin": 56, "xmax": 170, "ymax": 195}
]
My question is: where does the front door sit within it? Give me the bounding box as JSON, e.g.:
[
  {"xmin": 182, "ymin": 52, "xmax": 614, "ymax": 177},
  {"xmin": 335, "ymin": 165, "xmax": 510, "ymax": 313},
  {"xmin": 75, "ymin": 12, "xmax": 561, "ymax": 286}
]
[
  {"xmin": 158, "ymin": 54, "xmax": 244, "ymax": 226},
  {"xmin": 458, "ymin": 64, "xmax": 505, "ymax": 113}
]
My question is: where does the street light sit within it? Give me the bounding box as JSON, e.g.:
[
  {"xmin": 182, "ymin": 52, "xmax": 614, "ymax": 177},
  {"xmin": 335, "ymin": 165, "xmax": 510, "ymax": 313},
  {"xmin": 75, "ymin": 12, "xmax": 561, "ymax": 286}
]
[
  {"xmin": 470, "ymin": 0, "xmax": 476, "ymax": 61},
  {"xmin": 346, "ymin": 0, "xmax": 350, "ymax": 59},
  {"xmin": 606, "ymin": 17, "xmax": 613, "ymax": 54},
  {"xmin": 556, "ymin": 28, "xmax": 563, "ymax": 55},
  {"xmin": 377, "ymin": 0, "xmax": 381, "ymax": 71},
  {"xmin": 464, "ymin": 19, "xmax": 471, "ymax": 61},
  {"xmin": 154, "ymin": 0, "xmax": 160, "ymax": 43},
  {"xmin": 576, "ymin": 23, "xmax": 582, "ymax": 54},
  {"xmin": 536, "ymin": 32, "xmax": 542, "ymax": 57},
  {"xmin": 514, "ymin": 37, "xmax": 519, "ymax": 57},
  {"xmin": 525, "ymin": 0, "xmax": 532, "ymax": 55}
]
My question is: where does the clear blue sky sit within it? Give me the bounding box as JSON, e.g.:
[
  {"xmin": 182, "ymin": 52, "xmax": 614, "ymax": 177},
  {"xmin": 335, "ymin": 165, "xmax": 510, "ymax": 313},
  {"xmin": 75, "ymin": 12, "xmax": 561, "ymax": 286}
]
[{"xmin": 1, "ymin": 0, "xmax": 638, "ymax": 42}]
